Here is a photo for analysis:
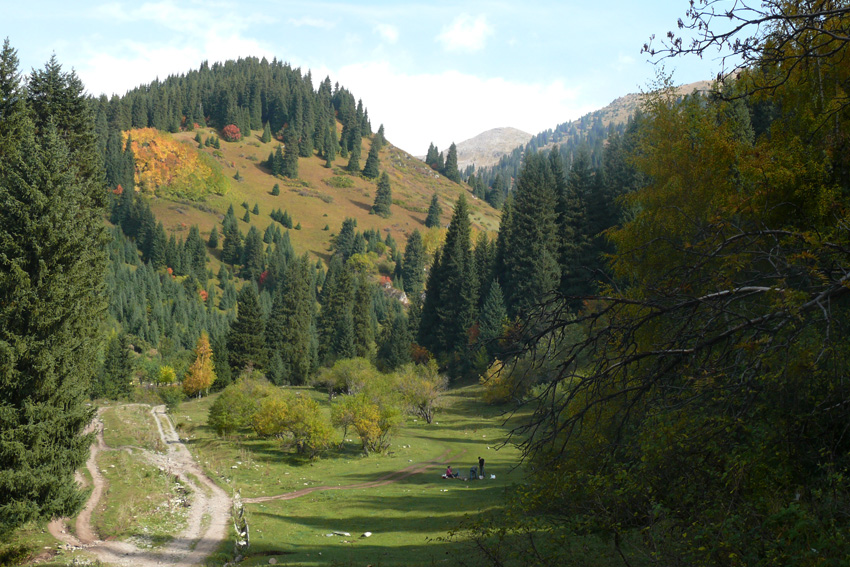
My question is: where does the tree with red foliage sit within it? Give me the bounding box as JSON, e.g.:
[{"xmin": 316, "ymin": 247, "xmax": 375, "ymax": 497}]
[{"xmin": 221, "ymin": 124, "xmax": 241, "ymax": 142}]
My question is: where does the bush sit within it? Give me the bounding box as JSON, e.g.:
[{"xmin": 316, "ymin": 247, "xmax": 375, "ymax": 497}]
[
  {"xmin": 222, "ymin": 124, "xmax": 241, "ymax": 142},
  {"xmin": 324, "ymin": 176, "xmax": 354, "ymax": 189},
  {"xmin": 158, "ymin": 385, "xmax": 185, "ymax": 411}
]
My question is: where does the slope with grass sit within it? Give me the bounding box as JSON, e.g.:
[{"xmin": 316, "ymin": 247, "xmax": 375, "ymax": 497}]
[{"xmin": 146, "ymin": 126, "xmax": 501, "ymax": 272}]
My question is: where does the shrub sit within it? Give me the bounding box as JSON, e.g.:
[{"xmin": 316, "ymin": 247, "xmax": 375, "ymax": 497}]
[{"xmin": 222, "ymin": 124, "xmax": 241, "ymax": 142}]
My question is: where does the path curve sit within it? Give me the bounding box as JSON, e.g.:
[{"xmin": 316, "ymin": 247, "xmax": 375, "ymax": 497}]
[{"xmin": 48, "ymin": 405, "xmax": 231, "ymax": 567}]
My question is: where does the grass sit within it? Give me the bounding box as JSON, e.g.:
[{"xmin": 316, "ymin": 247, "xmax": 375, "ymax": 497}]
[
  {"xmin": 175, "ymin": 384, "xmax": 526, "ymax": 567},
  {"xmin": 92, "ymin": 449, "xmax": 191, "ymax": 548},
  {"xmin": 101, "ymin": 405, "xmax": 163, "ymax": 452}
]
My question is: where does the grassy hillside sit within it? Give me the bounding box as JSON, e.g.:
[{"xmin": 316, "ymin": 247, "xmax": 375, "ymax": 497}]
[{"xmin": 145, "ymin": 126, "xmax": 502, "ymax": 270}]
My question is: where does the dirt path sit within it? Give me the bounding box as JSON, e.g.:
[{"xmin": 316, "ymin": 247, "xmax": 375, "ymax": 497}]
[
  {"xmin": 48, "ymin": 405, "xmax": 231, "ymax": 567},
  {"xmin": 244, "ymin": 447, "xmax": 467, "ymax": 504}
]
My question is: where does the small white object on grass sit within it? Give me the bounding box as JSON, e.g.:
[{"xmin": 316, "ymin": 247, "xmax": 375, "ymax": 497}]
[{"xmin": 361, "ymin": 532, "xmax": 372, "ymax": 538}]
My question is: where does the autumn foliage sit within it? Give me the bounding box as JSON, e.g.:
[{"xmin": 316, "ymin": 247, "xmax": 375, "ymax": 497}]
[
  {"xmin": 221, "ymin": 124, "xmax": 241, "ymax": 142},
  {"xmin": 183, "ymin": 332, "xmax": 216, "ymax": 397},
  {"xmin": 123, "ymin": 128, "xmax": 229, "ymax": 199}
]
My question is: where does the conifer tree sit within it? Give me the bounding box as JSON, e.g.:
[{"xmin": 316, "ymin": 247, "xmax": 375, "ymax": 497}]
[
  {"xmin": 227, "ymin": 285, "xmax": 267, "ymax": 374},
  {"xmin": 425, "ymin": 143, "xmax": 439, "ymax": 169},
  {"xmin": 362, "ymin": 138, "xmax": 380, "ymax": 178},
  {"xmin": 208, "ymin": 226, "xmax": 219, "ymax": 248},
  {"xmin": 318, "ymin": 258, "xmax": 355, "ymax": 364},
  {"xmin": 282, "ymin": 125, "xmax": 299, "ymax": 178},
  {"xmin": 425, "ymin": 193, "xmax": 442, "ymax": 228},
  {"xmin": 221, "ymin": 221, "xmax": 243, "ymax": 265},
  {"xmin": 371, "ymin": 171, "xmax": 392, "ymax": 217},
  {"xmin": 183, "ymin": 331, "xmax": 216, "ymax": 397},
  {"xmin": 266, "ymin": 255, "xmax": 316, "ymax": 384},
  {"xmin": 478, "ymin": 281, "xmax": 507, "ymax": 356},
  {"xmin": 346, "ymin": 124, "xmax": 362, "ymax": 172},
  {"xmin": 0, "ymin": 52, "xmax": 107, "ymax": 533},
  {"xmin": 242, "ymin": 209, "xmax": 250, "ymax": 223},
  {"xmin": 402, "ymin": 229, "xmax": 426, "ymax": 295},
  {"xmin": 241, "ymin": 225, "xmax": 265, "ymax": 281},
  {"xmin": 95, "ymin": 332, "xmax": 133, "ymax": 399},
  {"xmin": 443, "ymin": 142, "xmax": 461, "ymax": 182},
  {"xmin": 271, "ymin": 183, "xmax": 280, "ymax": 196},
  {"xmin": 420, "ymin": 195, "xmax": 476, "ymax": 358},
  {"xmin": 261, "ymin": 121, "xmax": 272, "ymax": 143},
  {"xmin": 376, "ymin": 312, "xmax": 412, "ymax": 371},
  {"xmin": 352, "ymin": 274, "xmax": 375, "ymax": 359},
  {"xmin": 500, "ymin": 151, "xmax": 560, "ymax": 316},
  {"xmin": 376, "ymin": 124, "xmax": 386, "ymax": 149}
]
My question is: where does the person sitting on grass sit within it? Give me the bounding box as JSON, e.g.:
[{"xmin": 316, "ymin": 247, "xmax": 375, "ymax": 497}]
[{"xmin": 445, "ymin": 465, "xmax": 458, "ymax": 478}]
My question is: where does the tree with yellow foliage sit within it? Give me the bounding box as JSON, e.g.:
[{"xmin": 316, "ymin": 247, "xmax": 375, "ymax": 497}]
[{"xmin": 183, "ymin": 332, "xmax": 216, "ymax": 397}]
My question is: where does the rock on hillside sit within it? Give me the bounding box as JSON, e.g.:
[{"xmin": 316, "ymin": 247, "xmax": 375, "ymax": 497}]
[{"xmin": 454, "ymin": 127, "xmax": 532, "ymax": 171}]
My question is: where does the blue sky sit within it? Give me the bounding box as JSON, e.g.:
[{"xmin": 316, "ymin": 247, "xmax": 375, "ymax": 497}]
[{"xmin": 4, "ymin": 1, "xmax": 724, "ymax": 154}]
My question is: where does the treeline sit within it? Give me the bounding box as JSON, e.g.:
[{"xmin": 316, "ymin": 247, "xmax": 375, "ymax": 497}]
[
  {"xmin": 465, "ymin": 110, "xmax": 630, "ymax": 209},
  {"xmin": 416, "ymin": 117, "xmax": 644, "ymax": 377}
]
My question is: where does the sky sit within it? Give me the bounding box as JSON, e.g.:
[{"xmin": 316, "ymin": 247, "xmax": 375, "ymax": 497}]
[{"xmin": 3, "ymin": 1, "xmax": 725, "ymax": 155}]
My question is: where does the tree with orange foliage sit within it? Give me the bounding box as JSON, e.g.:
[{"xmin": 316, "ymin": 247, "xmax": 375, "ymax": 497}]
[{"xmin": 183, "ymin": 331, "xmax": 216, "ymax": 398}]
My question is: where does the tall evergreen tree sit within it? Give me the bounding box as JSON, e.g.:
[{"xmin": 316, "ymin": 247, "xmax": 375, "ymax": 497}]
[
  {"xmin": 425, "ymin": 143, "xmax": 439, "ymax": 169},
  {"xmin": 227, "ymin": 285, "xmax": 267, "ymax": 374},
  {"xmin": 376, "ymin": 311, "xmax": 412, "ymax": 371},
  {"xmin": 318, "ymin": 258, "xmax": 355, "ymax": 364},
  {"xmin": 443, "ymin": 142, "xmax": 461, "ymax": 182},
  {"xmin": 282, "ymin": 124, "xmax": 299, "ymax": 178},
  {"xmin": 241, "ymin": 225, "xmax": 265, "ymax": 281},
  {"xmin": 266, "ymin": 254, "xmax": 316, "ymax": 385},
  {"xmin": 402, "ymin": 229, "xmax": 426, "ymax": 295},
  {"xmin": 352, "ymin": 274, "xmax": 375, "ymax": 359},
  {"xmin": 0, "ymin": 53, "xmax": 108, "ymax": 533},
  {"xmin": 260, "ymin": 121, "xmax": 272, "ymax": 143},
  {"xmin": 500, "ymin": 151, "xmax": 561, "ymax": 316},
  {"xmin": 371, "ymin": 171, "xmax": 392, "ymax": 217},
  {"xmin": 478, "ymin": 281, "xmax": 507, "ymax": 356},
  {"xmin": 425, "ymin": 193, "xmax": 442, "ymax": 228},
  {"xmin": 346, "ymin": 124, "xmax": 362, "ymax": 172},
  {"xmin": 95, "ymin": 332, "xmax": 133, "ymax": 399},
  {"xmin": 361, "ymin": 138, "xmax": 380, "ymax": 178}
]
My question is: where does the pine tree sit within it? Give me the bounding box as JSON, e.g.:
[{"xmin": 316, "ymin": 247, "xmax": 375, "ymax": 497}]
[
  {"xmin": 252, "ymin": 203, "xmax": 260, "ymax": 215},
  {"xmin": 362, "ymin": 138, "xmax": 381, "ymax": 178},
  {"xmin": 425, "ymin": 193, "xmax": 442, "ymax": 228},
  {"xmin": 371, "ymin": 171, "xmax": 392, "ymax": 217},
  {"xmin": 0, "ymin": 52, "xmax": 107, "ymax": 533},
  {"xmin": 425, "ymin": 143, "xmax": 439, "ymax": 169},
  {"xmin": 95, "ymin": 332, "xmax": 133, "ymax": 399},
  {"xmin": 261, "ymin": 121, "xmax": 272, "ymax": 143},
  {"xmin": 443, "ymin": 142, "xmax": 461, "ymax": 182},
  {"xmin": 271, "ymin": 183, "xmax": 280, "ymax": 196},
  {"xmin": 376, "ymin": 124, "xmax": 386, "ymax": 149},
  {"xmin": 376, "ymin": 312, "xmax": 412, "ymax": 371},
  {"xmin": 266, "ymin": 256, "xmax": 314, "ymax": 385},
  {"xmin": 227, "ymin": 285, "xmax": 267, "ymax": 374},
  {"xmin": 208, "ymin": 226, "xmax": 219, "ymax": 248},
  {"xmin": 241, "ymin": 226, "xmax": 265, "ymax": 281},
  {"xmin": 352, "ymin": 274, "xmax": 375, "ymax": 359},
  {"xmin": 221, "ymin": 221, "xmax": 243, "ymax": 265},
  {"xmin": 183, "ymin": 331, "xmax": 216, "ymax": 397},
  {"xmin": 500, "ymin": 151, "xmax": 560, "ymax": 316},
  {"xmin": 346, "ymin": 124, "xmax": 362, "ymax": 172},
  {"xmin": 402, "ymin": 229, "xmax": 426, "ymax": 295},
  {"xmin": 282, "ymin": 125, "xmax": 299, "ymax": 178},
  {"xmin": 478, "ymin": 281, "xmax": 507, "ymax": 356},
  {"xmin": 318, "ymin": 258, "xmax": 355, "ymax": 364}
]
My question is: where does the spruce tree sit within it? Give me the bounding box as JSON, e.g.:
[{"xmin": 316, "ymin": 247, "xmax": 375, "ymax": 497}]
[
  {"xmin": 425, "ymin": 193, "xmax": 442, "ymax": 228},
  {"xmin": 0, "ymin": 53, "xmax": 107, "ymax": 533},
  {"xmin": 265, "ymin": 255, "xmax": 315, "ymax": 384},
  {"xmin": 241, "ymin": 226, "xmax": 265, "ymax": 281},
  {"xmin": 227, "ymin": 285, "xmax": 267, "ymax": 374},
  {"xmin": 478, "ymin": 281, "xmax": 507, "ymax": 356},
  {"xmin": 352, "ymin": 274, "xmax": 375, "ymax": 359},
  {"xmin": 376, "ymin": 312, "xmax": 412, "ymax": 371},
  {"xmin": 425, "ymin": 143, "xmax": 439, "ymax": 169},
  {"xmin": 361, "ymin": 138, "xmax": 381, "ymax": 178},
  {"xmin": 318, "ymin": 258, "xmax": 355, "ymax": 364},
  {"xmin": 371, "ymin": 171, "xmax": 392, "ymax": 217},
  {"xmin": 208, "ymin": 226, "xmax": 219, "ymax": 248},
  {"xmin": 500, "ymin": 151, "xmax": 560, "ymax": 316},
  {"xmin": 95, "ymin": 332, "xmax": 133, "ymax": 399},
  {"xmin": 443, "ymin": 142, "xmax": 461, "ymax": 182},
  {"xmin": 282, "ymin": 125, "xmax": 299, "ymax": 178},
  {"xmin": 402, "ymin": 229, "xmax": 426, "ymax": 295},
  {"xmin": 261, "ymin": 121, "xmax": 272, "ymax": 143},
  {"xmin": 271, "ymin": 183, "xmax": 280, "ymax": 196},
  {"xmin": 346, "ymin": 124, "xmax": 362, "ymax": 172}
]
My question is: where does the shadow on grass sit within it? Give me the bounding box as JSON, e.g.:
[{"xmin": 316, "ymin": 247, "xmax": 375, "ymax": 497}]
[{"xmin": 347, "ymin": 198, "xmax": 373, "ymax": 213}]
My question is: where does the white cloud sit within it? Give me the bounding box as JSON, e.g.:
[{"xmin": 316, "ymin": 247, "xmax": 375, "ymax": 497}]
[
  {"xmin": 332, "ymin": 61, "xmax": 592, "ymax": 156},
  {"xmin": 436, "ymin": 13, "xmax": 493, "ymax": 52},
  {"xmin": 374, "ymin": 23, "xmax": 399, "ymax": 44},
  {"xmin": 288, "ymin": 17, "xmax": 335, "ymax": 30}
]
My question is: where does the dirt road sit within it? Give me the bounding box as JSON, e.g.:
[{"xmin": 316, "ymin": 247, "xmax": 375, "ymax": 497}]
[{"xmin": 48, "ymin": 405, "xmax": 231, "ymax": 567}]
